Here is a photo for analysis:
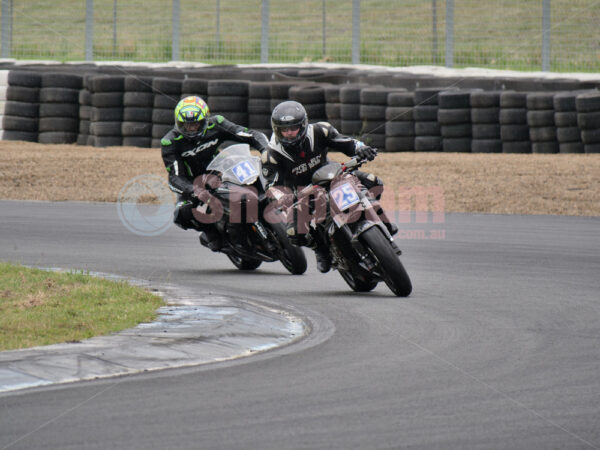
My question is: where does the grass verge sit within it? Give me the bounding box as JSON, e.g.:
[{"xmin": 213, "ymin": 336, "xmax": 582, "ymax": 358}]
[{"xmin": 0, "ymin": 262, "xmax": 164, "ymax": 351}]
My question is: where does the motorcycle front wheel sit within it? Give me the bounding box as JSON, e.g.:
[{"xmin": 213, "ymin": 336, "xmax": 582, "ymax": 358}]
[
  {"xmin": 338, "ymin": 268, "xmax": 378, "ymax": 292},
  {"xmin": 360, "ymin": 227, "xmax": 412, "ymax": 297},
  {"xmin": 270, "ymin": 222, "xmax": 307, "ymax": 275},
  {"xmin": 227, "ymin": 254, "xmax": 263, "ymax": 271}
]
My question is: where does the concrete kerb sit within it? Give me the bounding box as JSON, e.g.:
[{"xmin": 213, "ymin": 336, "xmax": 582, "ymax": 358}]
[{"xmin": 0, "ymin": 269, "xmax": 307, "ymax": 394}]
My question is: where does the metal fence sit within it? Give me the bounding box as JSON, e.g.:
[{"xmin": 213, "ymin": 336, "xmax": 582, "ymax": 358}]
[{"xmin": 1, "ymin": 0, "xmax": 599, "ymax": 72}]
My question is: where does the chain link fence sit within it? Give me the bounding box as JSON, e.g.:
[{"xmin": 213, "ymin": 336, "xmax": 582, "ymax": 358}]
[{"xmin": 1, "ymin": 0, "xmax": 599, "ymax": 72}]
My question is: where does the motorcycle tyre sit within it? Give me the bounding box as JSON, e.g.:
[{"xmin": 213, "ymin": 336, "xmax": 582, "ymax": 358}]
[
  {"xmin": 227, "ymin": 254, "xmax": 263, "ymax": 271},
  {"xmin": 361, "ymin": 227, "xmax": 412, "ymax": 297},
  {"xmin": 270, "ymin": 222, "xmax": 308, "ymax": 275},
  {"xmin": 338, "ymin": 268, "xmax": 378, "ymax": 292}
]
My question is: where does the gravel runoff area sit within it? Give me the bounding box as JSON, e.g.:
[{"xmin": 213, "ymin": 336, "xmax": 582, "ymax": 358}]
[{"xmin": 0, "ymin": 141, "xmax": 598, "ymax": 217}]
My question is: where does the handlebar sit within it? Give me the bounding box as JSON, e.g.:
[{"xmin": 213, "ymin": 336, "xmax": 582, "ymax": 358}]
[{"xmin": 342, "ymin": 157, "xmax": 368, "ymax": 172}]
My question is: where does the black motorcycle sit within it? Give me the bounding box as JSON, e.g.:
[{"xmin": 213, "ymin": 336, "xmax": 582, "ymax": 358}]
[
  {"xmin": 197, "ymin": 143, "xmax": 307, "ymax": 274},
  {"xmin": 286, "ymin": 157, "xmax": 412, "ymax": 296}
]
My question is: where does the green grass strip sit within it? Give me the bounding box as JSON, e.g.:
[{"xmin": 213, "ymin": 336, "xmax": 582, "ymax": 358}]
[{"xmin": 0, "ymin": 262, "xmax": 164, "ymax": 351}]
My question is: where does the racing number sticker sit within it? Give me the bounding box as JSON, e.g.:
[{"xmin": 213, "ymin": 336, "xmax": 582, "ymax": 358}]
[
  {"xmin": 331, "ymin": 182, "xmax": 360, "ymax": 211},
  {"xmin": 232, "ymin": 161, "xmax": 258, "ymax": 184}
]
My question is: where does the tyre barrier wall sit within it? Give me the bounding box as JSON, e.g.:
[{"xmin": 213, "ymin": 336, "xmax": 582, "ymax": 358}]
[{"xmin": 1, "ymin": 64, "xmax": 599, "ymax": 153}]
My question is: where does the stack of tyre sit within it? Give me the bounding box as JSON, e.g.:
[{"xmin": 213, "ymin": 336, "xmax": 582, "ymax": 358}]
[
  {"xmin": 324, "ymin": 85, "xmax": 342, "ymax": 131},
  {"xmin": 340, "ymin": 84, "xmax": 367, "ymax": 138},
  {"xmin": 551, "ymin": 91, "xmax": 584, "ymax": 153},
  {"xmin": 123, "ymin": 75, "xmax": 155, "ymax": 148},
  {"xmin": 38, "ymin": 72, "xmax": 82, "ymax": 144},
  {"xmin": 247, "ymin": 81, "xmax": 272, "ymax": 137},
  {"xmin": 526, "ymin": 92, "xmax": 559, "ymax": 153},
  {"xmin": 470, "ymin": 91, "xmax": 503, "ymax": 153},
  {"xmin": 207, "ymin": 79, "xmax": 249, "ymax": 127},
  {"xmin": 289, "ymin": 84, "xmax": 328, "ymax": 125},
  {"xmin": 89, "ymin": 75, "xmax": 125, "ymax": 147},
  {"xmin": 121, "ymin": 75, "xmax": 154, "ymax": 148},
  {"xmin": 438, "ymin": 89, "xmax": 474, "ymax": 152},
  {"xmin": 575, "ymin": 91, "xmax": 600, "ymax": 153},
  {"xmin": 270, "ymin": 81, "xmax": 300, "ymax": 111},
  {"xmin": 152, "ymin": 77, "xmax": 182, "ymax": 148},
  {"xmin": 500, "ymin": 91, "xmax": 531, "ymax": 153},
  {"xmin": 414, "ymin": 87, "xmax": 444, "ymax": 152},
  {"xmin": 77, "ymin": 75, "xmax": 92, "ymax": 145},
  {"xmin": 359, "ymin": 86, "xmax": 401, "ymax": 150},
  {"xmin": 385, "ymin": 91, "xmax": 415, "ymax": 152},
  {"xmin": 2, "ymin": 70, "xmax": 41, "ymax": 142},
  {"xmin": 181, "ymin": 77, "xmax": 208, "ymax": 99}
]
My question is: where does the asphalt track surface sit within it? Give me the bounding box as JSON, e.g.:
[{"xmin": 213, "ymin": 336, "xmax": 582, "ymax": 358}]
[{"xmin": 0, "ymin": 200, "xmax": 599, "ymax": 450}]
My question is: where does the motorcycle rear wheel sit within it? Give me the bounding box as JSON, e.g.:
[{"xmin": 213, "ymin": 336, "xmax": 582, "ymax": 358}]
[
  {"xmin": 360, "ymin": 227, "xmax": 412, "ymax": 297},
  {"xmin": 227, "ymin": 254, "xmax": 263, "ymax": 271},
  {"xmin": 338, "ymin": 268, "xmax": 378, "ymax": 292}
]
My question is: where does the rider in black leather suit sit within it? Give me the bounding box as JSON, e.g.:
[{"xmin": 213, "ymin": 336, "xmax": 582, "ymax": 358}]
[
  {"xmin": 161, "ymin": 96, "xmax": 269, "ymax": 250},
  {"xmin": 261, "ymin": 100, "xmax": 396, "ymax": 273}
]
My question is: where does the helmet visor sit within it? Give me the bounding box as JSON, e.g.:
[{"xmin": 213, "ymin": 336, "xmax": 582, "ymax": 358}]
[
  {"xmin": 182, "ymin": 120, "xmax": 205, "ymax": 134},
  {"xmin": 274, "ymin": 122, "xmax": 305, "ymax": 145},
  {"xmin": 279, "ymin": 125, "xmax": 301, "ymax": 139},
  {"xmin": 176, "ymin": 116, "xmax": 207, "ymax": 138}
]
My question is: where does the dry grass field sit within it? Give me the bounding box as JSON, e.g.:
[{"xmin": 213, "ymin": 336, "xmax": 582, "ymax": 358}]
[{"xmin": 1, "ymin": 141, "xmax": 598, "ymax": 217}]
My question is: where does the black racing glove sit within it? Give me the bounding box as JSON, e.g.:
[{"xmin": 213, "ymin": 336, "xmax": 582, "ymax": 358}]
[{"xmin": 356, "ymin": 145, "xmax": 377, "ymax": 161}]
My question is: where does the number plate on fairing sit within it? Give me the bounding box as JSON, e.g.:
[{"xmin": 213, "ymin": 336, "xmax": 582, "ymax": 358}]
[
  {"xmin": 331, "ymin": 182, "xmax": 360, "ymax": 211},
  {"xmin": 232, "ymin": 161, "xmax": 259, "ymax": 184}
]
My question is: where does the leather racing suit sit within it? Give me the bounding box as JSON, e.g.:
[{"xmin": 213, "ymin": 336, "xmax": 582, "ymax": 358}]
[{"xmin": 161, "ymin": 114, "xmax": 269, "ymax": 231}]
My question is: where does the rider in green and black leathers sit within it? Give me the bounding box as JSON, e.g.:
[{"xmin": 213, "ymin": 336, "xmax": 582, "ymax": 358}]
[
  {"xmin": 161, "ymin": 96, "xmax": 269, "ymax": 250},
  {"xmin": 261, "ymin": 100, "xmax": 397, "ymax": 273}
]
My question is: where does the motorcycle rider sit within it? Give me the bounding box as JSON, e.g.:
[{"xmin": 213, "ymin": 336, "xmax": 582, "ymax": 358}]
[
  {"xmin": 261, "ymin": 100, "xmax": 397, "ymax": 273},
  {"xmin": 161, "ymin": 95, "xmax": 270, "ymax": 251}
]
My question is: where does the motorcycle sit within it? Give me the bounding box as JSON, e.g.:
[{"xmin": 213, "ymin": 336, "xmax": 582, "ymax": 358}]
[
  {"xmin": 196, "ymin": 143, "xmax": 307, "ymax": 275},
  {"xmin": 285, "ymin": 157, "xmax": 412, "ymax": 296}
]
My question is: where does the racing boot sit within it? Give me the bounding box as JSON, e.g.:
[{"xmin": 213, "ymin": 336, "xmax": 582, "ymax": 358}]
[
  {"xmin": 314, "ymin": 245, "xmax": 332, "ymax": 273},
  {"xmin": 199, "ymin": 227, "xmax": 222, "ymax": 252}
]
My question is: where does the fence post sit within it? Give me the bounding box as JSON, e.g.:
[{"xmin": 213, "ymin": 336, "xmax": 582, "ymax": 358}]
[
  {"xmin": 445, "ymin": 0, "xmax": 454, "ymax": 67},
  {"xmin": 261, "ymin": 0, "xmax": 269, "ymax": 63},
  {"xmin": 542, "ymin": 0, "xmax": 551, "ymax": 71},
  {"xmin": 216, "ymin": 0, "xmax": 221, "ymax": 54},
  {"xmin": 172, "ymin": 0, "xmax": 180, "ymax": 61},
  {"xmin": 432, "ymin": 0, "xmax": 437, "ymax": 64},
  {"xmin": 322, "ymin": 0, "xmax": 326, "ymax": 58},
  {"xmin": 112, "ymin": 0, "xmax": 117, "ymax": 57},
  {"xmin": 85, "ymin": 0, "xmax": 93, "ymax": 61},
  {"xmin": 1, "ymin": 0, "xmax": 12, "ymax": 58},
  {"xmin": 352, "ymin": 0, "xmax": 360, "ymax": 64}
]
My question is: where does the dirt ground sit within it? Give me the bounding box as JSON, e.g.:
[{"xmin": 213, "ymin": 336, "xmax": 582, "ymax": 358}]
[{"xmin": 0, "ymin": 141, "xmax": 598, "ymax": 216}]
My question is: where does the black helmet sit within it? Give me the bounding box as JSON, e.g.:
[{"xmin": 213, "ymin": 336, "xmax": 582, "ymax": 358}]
[{"xmin": 271, "ymin": 101, "xmax": 308, "ymax": 147}]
